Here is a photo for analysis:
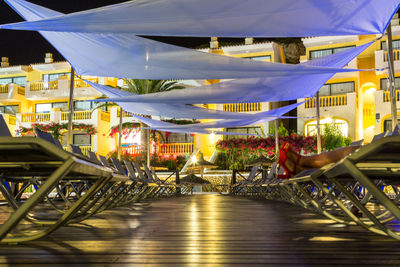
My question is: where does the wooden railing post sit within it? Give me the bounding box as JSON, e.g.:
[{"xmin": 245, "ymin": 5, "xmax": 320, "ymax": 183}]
[
  {"xmin": 175, "ymin": 169, "xmax": 181, "ymax": 196},
  {"xmin": 231, "ymin": 169, "xmax": 237, "ymax": 186}
]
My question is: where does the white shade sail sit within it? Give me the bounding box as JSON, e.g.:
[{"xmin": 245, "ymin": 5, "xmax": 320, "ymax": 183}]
[
  {"xmin": 96, "ymin": 42, "xmax": 371, "ymax": 104},
  {"xmin": 1, "ymin": 0, "xmax": 362, "ymax": 80},
  {"xmin": 3, "ymin": 0, "xmax": 399, "ymax": 37}
]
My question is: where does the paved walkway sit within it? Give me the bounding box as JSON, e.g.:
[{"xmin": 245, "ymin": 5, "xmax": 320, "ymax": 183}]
[{"xmin": 1, "ymin": 194, "xmax": 400, "ymax": 265}]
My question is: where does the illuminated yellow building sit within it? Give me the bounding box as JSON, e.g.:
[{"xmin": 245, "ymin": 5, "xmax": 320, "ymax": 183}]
[{"xmin": 2, "ymin": 20, "xmax": 400, "ymax": 158}]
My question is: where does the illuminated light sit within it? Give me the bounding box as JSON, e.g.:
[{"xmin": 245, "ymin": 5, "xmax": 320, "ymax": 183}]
[
  {"xmin": 299, "ymin": 219, "xmax": 336, "ymax": 224},
  {"xmin": 209, "ymin": 131, "xmax": 216, "ymax": 141},
  {"xmin": 309, "ymin": 236, "xmax": 355, "ymax": 242},
  {"xmin": 191, "ymin": 155, "xmax": 198, "ymax": 164}
]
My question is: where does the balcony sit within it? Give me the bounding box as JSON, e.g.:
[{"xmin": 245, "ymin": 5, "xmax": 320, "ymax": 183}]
[
  {"xmin": 158, "ymin": 143, "xmax": 194, "ymax": 155},
  {"xmin": 121, "ymin": 145, "xmax": 141, "ymax": 157},
  {"xmin": 223, "ymin": 102, "xmax": 261, "ymax": 112},
  {"xmin": 61, "ymin": 110, "xmax": 93, "ymax": 121},
  {"xmin": 26, "ymin": 77, "xmax": 102, "ymax": 100},
  {"xmin": 304, "ymin": 94, "xmax": 347, "ymax": 109},
  {"xmin": 0, "ymin": 83, "xmax": 25, "ymax": 101},
  {"xmin": 382, "ymin": 90, "xmax": 400, "ymax": 102},
  {"xmin": 64, "ymin": 145, "xmax": 92, "ymax": 156},
  {"xmin": 375, "ymin": 49, "xmax": 400, "ymax": 73},
  {"xmin": 297, "ymin": 92, "xmax": 357, "ymax": 139},
  {"xmin": 121, "ymin": 143, "xmax": 194, "ymax": 156},
  {"xmin": 18, "ymin": 109, "xmax": 111, "ymax": 130},
  {"xmin": 21, "ymin": 113, "xmax": 51, "ymax": 123}
]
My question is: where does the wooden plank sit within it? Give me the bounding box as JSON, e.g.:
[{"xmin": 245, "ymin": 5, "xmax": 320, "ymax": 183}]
[{"xmin": 1, "ymin": 195, "xmax": 400, "ymax": 265}]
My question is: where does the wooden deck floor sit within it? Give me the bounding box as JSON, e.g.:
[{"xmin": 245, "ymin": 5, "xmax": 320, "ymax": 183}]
[{"xmin": 1, "ymin": 194, "xmax": 400, "ymax": 266}]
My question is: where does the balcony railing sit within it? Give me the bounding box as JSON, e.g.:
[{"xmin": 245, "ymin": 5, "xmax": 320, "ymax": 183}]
[
  {"xmin": 383, "ymin": 90, "xmax": 400, "ymax": 102},
  {"xmin": 223, "ymin": 102, "xmax": 261, "ymax": 112},
  {"xmin": 73, "ymin": 78, "xmax": 99, "ymax": 88},
  {"xmin": 61, "ymin": 110, "xmax": 92, "ymax": 121},
  {"xmin": 305, "ymin": 94, "xmax": 347, "ymax": 109},
  {"xmin": 121, "ymin": 145, "xmax": 141, "ymax": 156},
  {"xmin": 100, "ymin": 111, "xmax": 110, "ymax": 122},
  {"xmin": 63, "ymin": 145, "xmax": 92, "ymax": 155},
  {"xmin": 0, "ymin": 85, "xmax": 9, "ymax": 94},
  {"xmin": 30, "ymin": 81, "xmax": 58, "ymax": 91},
  {"xmin": 117, "ymin": 110, "xmax": 136, "ymax": 117},
  {"xmin": 8, "ymin": 115, "xmax": 16, "ymax": 126},
  {"xmin": 384, "ymin": 49, "xmax": 400, "ymax": 62},
  {"xmin": 158, "ymin": 143, "xmax": 194, "ymax": 155},
  {"xmin": 121, "ymin": 143, "xmax": 194, "ymax": 156},
  {"xmin": 16, "ymin": 85, "xmax": 25, "ymax": 96},
  {"xmin": 21, "ymin": 113, "xmax": 51, "ymax": 123}
]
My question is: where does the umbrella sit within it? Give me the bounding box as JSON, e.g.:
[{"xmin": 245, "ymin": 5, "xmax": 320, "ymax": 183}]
[
  {"xmin": 180, "ymin": 173, "xmax": 211, "ymax": 184},
  {"xmin": 187, "ymin": 152, "xmax": 218, "ymax": 179}
]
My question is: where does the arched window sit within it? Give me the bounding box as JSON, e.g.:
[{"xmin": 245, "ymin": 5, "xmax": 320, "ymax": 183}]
[{"xmin": 305, "ymin": 118, "xmax": 348, "ymax": 137}]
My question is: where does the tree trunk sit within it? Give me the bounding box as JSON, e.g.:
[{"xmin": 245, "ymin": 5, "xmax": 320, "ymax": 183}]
[
  {"xmin": 273, "ymin": 38, "xmax": 306, "ymax": 133},
  {"xmin": 140, "ymin": 122, "xmax": 149, "ymax": 162}
]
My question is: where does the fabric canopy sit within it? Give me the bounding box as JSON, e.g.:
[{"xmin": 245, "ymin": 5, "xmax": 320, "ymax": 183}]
[
  {"xmin": 2, "ymin": 0, "xmax": 362, "ymax": 80},
  {"xmin": 95, "ymin": 42, "xmax": 371, "ymax": 104},
  {"xmin": 88, "ymin": 80, "xmax": 300, "ymax": 120},
  {"xmin": 2, "ymin": 0, "xmax": 399, "ymax": 37},
  {"xmin": 140, "ymin": 102, "xmax": 303, "ymax": 130}
]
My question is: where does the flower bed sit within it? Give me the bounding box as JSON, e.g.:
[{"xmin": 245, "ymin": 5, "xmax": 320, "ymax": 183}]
[
  {"xmin": 17, "ymin": 122, "xmax": 96, "ymax": 139},
  {"xmin": 216, "ymin": 134, "xmax": 318, "ymax": 170}
]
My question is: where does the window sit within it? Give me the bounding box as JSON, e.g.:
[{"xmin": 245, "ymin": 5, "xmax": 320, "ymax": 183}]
[
  {"xmin": 244, "ymin": 55, "xmax": 271, "ymax": 62},
  {"xmin": 0, "ymin": 76, "xmax": 26, "ymax": 87},
  {"xmin": 381, "ymin": 40, "xmax": 400, "ymax": 51},
  {"xmin": 380, "ymin": 77, "xmax": 400, "ymax": 90},
  {"xmin": 0, "ymin": 78, "xmax": 12, "ymax": 85},
  {"xmin": 35, "ymin": 103, "xmax": 52, "ymax": 113},
  {"xmin": 0, "ymin": 105, "xmax": 19, "ymax": 115},
  {"xmin": 43, "ymin": 72, "xmax": 71, "ymax": 82},
  {"xmin": 36, "ymin": 102, "xmax": 68, "ymax": 113},
  {"xmin": 225, "ymin": 127, "xmax": 262, "ymax": 139},
  {"xmin": 305, "ymin": 118, "xmax": 348, "ymax": 137},
  {"xmin": 163, "ymin": 133, "xmax": 194, "ymax": 143},
  {"xmin": 52, "ymin": 102, "xmax": 69, "ymax": 111},
  {"xmin": 74, "ymin": 100, "xmax": 107, "ymax": 111},
  {"xmin": 318, "ymin": 82, "xmax": 355, "ymax": 96},
  {"xmin": 310, "ymin": 46, "xmax": 355, "ymax": 60},
  {"xmin": 73, "ymin": 134, "xmax": 91, "ymax": 146}
]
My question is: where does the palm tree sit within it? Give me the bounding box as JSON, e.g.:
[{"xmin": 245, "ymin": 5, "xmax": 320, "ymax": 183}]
[{"xmin": 123, "ymin": 79, "xmax": 185, "ymax": 164}]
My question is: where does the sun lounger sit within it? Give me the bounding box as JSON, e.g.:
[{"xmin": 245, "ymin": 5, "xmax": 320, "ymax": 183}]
[
  {"xmin": 0, "ymin": 134, "xmax": 179, "ymax": 243},
  {"xmin": 259, "ymin": 135, "xmax": 400, "ymax": 241}
]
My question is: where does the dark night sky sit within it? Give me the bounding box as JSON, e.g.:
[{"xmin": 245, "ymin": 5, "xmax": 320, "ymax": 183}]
[{"xmin": 0, "ymin": 0, "xmax": 225, "ymax": 66}]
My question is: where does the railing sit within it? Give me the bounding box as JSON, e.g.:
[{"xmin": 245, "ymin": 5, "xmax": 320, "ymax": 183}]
[
  {"xmin": 63, "ymin": 145, "xmax": 92, "ymax": 155},
  {"xmin": 8, "ymin": 115, "xmax": 16, "ymax": 125},
  {"xmin": 384, "ymin": 49, "xmax": 400, "ymax": 62},
  {"xmin": 0, "ymin": 84, "xmax": 9, "ymax": 94},
  {"xmin": 21, "ymin": 113, "xmax": 51, "ymax": 123},
  {"xmin": 30, "ymin": 81, "xmax": 58, "ymax": 91},
  {"xmin": 383, "ymin": 90, "xmax": 400, "ymax": 102},
  {"xmin": 121, "ymin": 145, "xmax": 141, "ymax": 156},
  {"xmin": 100, "ymin": 111, "xmax": 110, "ymax": 122},
  {"xmin": 305, "ymin": 94, "xmax": 347, "ymax": 109},
  {"xmin": 223, "ymin": 102, "xmax": 261, "ymax": 112},
  {"xmin": 16, "ymin": 85, "xmax": 25, "ymax": 96},
  {"xmin": 80, "ymin": 145, "xmax": 92, "ymax": 156},
  {"xmin": 117, "ymin": 110, "xmax": 134, "ymax": 117},
  {"xmin": 158, "ymin": 143, "xmax": 194, "ymax": 155},
  {"xmin": 61, "ymin": 110, "xmax": 92, "ymax": 121},
  {"xmin": 73, "ymin": 78, "xmax": 99, "ymax": 88}
]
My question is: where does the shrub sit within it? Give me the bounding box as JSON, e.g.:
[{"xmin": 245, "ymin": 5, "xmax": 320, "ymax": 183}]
[
  {"xmin": 216, "ymin": 134, "xmax": 317, "ymax": 170},
  {"xmin": 322, "ymin": 121, "xmax": 351, "ymax": 151}
]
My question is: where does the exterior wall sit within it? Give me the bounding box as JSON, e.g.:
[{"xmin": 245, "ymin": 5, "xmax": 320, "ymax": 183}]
[{"xmin": 297, "ymin": 92, "xmax": 357, "ymax": 140}]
